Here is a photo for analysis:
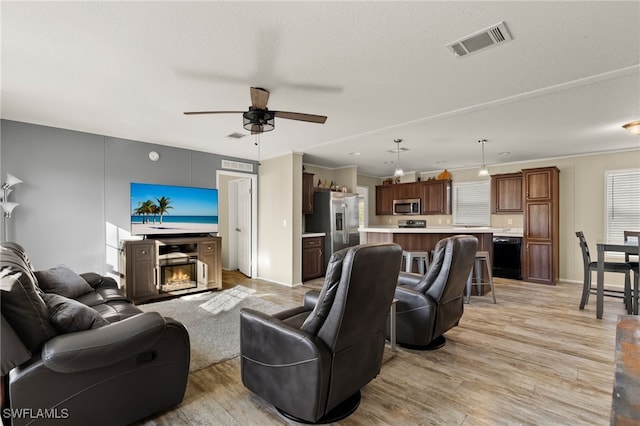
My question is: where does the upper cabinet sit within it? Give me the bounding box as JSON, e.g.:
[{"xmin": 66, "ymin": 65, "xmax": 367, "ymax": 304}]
[
  {"xmin": 375, "ymin": 180, "xmax": 451, "ymax": 215},
  {"xmin": 491, "ymin": 172, "xmax": 523, "ymax": 213},
  {"xmin": 302, "ymin": 172, "xmax": 314, "ymax": 214},
  {"xmin": 421, "ymin": 180, "xmax": 451, "ymax": 215},
  {"xmin": 375, "ymin": 185, "xmax": 395, "ymax": 215}
]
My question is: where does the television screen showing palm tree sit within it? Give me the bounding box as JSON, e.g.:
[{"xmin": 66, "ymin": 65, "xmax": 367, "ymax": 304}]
[{"xmin": 130, "ymin": 182, "xmax": 218, "ymax": 236}]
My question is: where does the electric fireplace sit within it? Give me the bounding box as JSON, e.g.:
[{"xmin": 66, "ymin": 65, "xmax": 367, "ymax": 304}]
[{"xmin": 159, "ymin": 253, "xmax": 197, "ymax": 293}]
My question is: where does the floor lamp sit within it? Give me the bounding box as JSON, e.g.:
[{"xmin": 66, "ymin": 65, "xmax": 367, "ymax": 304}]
[{"xmin": 1, "ymin": 173, "xmax": 23, "ymax": 242}]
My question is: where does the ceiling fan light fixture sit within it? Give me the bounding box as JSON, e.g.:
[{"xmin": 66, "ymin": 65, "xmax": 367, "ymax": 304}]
[
  {"xmin": 243, "ymin": 110, "xmax": 274, "ymax": 133},
  {"xmin": 622, "ymin": 120, "xmax": 640, "ymax": 135}
]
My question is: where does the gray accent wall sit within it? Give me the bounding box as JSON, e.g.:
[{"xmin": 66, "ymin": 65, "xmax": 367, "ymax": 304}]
[{"xmin": 1, "ymin": 119, "xmax": 256, "ymax": 275}]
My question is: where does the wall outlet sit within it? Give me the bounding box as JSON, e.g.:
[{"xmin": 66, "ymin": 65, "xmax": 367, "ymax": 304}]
[
  {"xmin": 446, "ymin": 218, "xmax": 451, "ymax": 224},
  {"xmin": 507, "ymin": 218, "xmax": 513, "ymax": 225},
  {"xmin": 438, "ymin": 218, "xmax": 442, "ymax": 224},
  {"xmin": 388, "ymin": 218, "xmax": 392, "ymax": 224},
  {"xmin": 282, "ymin": 219, "xmax": 287, "ymax": 227}
]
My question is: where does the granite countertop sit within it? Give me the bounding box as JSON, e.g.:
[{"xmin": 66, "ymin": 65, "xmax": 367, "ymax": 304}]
[
  {"xmin": 302, "ymin": 232, "xmax": 326, "ymax": 238},
  {"xmin": 359, "ymin": 227, "xmax": 523, "ymax": 237}
]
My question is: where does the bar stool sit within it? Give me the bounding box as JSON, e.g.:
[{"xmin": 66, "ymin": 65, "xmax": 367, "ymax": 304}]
[
  {"xmin": 466, "ymin": 251, "xmax": 496, "ymax": 303},
  {"xmin": 402, "ymin": 250, "xmax": 430, "ymax": 275}
]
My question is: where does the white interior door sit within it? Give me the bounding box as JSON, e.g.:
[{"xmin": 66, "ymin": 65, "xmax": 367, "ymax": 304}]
[{"xmin": 237, "ymin": 178, "xmax": 252, "ymax": 276}]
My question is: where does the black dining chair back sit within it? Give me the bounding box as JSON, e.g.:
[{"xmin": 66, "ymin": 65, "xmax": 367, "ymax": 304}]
[{"xmin": 575, "ymin": 231, "xmax": 632, "ymax": 313}]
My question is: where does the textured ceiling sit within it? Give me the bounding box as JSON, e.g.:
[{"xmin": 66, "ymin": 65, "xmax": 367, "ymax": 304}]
[{"xmin": 2, "ymin": 1, "xmax": 639, "ymax": 177}]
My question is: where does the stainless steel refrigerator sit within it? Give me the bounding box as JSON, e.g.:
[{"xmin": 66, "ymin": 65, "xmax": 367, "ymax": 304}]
[{"xmin": 305, "ymin": 191, "xmax": 359, "ymax": 270}]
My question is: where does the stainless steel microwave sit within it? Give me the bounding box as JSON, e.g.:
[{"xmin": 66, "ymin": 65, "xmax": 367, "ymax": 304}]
[{"xmin": 393, "ymin": 198, "xmax": 421, "ymax": 215}]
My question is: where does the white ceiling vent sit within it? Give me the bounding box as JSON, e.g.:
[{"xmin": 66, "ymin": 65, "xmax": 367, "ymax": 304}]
[
  {"xmin": 447, "ymin": 21, "xmax": 512, "ymax": 58},
  {"xmin": 222, "ymin": 159, "xmax": 254, "ymax": 172},
  {"xmin": 226, "ymin": 132, "xmax": 247, "ymax": 139}
]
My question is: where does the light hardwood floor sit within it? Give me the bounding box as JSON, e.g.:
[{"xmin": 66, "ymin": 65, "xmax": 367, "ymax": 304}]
[{"xmin": 138, "ymin": 271, "xmax": 626, "ymax": 425}]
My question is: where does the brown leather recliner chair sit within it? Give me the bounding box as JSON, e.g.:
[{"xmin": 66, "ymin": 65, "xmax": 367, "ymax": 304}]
[
  {"xmin": 1, "ymin": 242, "xmax": 190, "ymax": 426},
  {"xmin": 388, "ymin": 235, "xmax": 478, "ymax": 349},
  {"xmin": 239, "ymin": 243, "xmax": 402, "ymax": 424}
]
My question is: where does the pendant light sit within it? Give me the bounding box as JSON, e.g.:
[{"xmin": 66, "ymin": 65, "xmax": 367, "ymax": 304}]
[
  {"xmin": 478, "ymin": 139, "xmax": 490, "ymax": 177},
  {"xmin": 393, "ymin": 138, "xmax": 404, "ymax": 177},
  {"xmin": 623, "ymin": 120, "xmax": 640, "ymax": 135}
]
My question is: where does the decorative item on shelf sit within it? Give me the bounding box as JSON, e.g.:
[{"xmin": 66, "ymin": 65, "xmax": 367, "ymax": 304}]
[
  {"xmin": 622, "ymin": 120, "xmax": 640, "ymax": 135},
  {"xmin": 323, "ymin": 179, "xmax": 329, "ymax": 188},
  {"xmin": 394, "ymin": 176, "xmax": 401, "ymax": 184},
  {"xmin": 382, "ymin": 178, "xmax": 393, "ymax": 185},
  {"xmin": 437, "ymin": 169, "xmax": 451, "ymax": 180},
  {"xmin": 478, "ymin": 139, "xmax": 490, "ymax": 177},
  {"xmin": 393, "ymin": 138, "xmax": 404, "ymax": 177},
  {"xmin": 417, "ymin": 176, "xmax": 422, "ymax": 182},
  {"xmin": 342, "ymin": 186, "xmax": 347, "ymax": 193},
  {"xmin": 317, "ymin": 179, "xmax": 322, "ymax": 187},
  {"xmin": 1, "ymin": 173, "xmax": 23, "ymax": 241}
]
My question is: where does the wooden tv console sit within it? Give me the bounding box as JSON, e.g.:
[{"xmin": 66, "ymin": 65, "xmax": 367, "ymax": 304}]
[{"xmin": 120, "ymin": 235, "xmax": 222, "ymax": 304}]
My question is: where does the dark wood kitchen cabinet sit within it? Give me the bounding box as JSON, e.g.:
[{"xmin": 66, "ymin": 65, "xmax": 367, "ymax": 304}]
[
  {"xmin": 393, "ymin": 182, "xmax": 421, "ymax": 200},
  {"xmin": 375, "ymin": 185, "xmax": 395, "ymax": 215},
  {"xmin": 302, "ymin": 172, "xmax": 315, "ymax": 214},
  {"xmin": 491, "ymin": 172, "xmax": 523, "ymax": 213},
  {"xmin": 302, "ymin": 236, "xmax": 324, "ymax": 281},
  {"xmin": 522, "ymin": 166, "xmax": 559, "ymax": 285},
  {"xmin": 421, "ymin": 180, "xmax": 451, "ymax": 215}
]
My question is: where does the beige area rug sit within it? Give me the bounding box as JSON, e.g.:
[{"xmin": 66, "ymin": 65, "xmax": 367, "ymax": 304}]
[{"xmin": 139, "ymin": 286, "xmax": 290, "ymax": 372}]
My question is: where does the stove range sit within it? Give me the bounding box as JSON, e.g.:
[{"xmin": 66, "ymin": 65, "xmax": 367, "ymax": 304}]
[{"xmin": 398, "ymin": 219, "xmax": 426, "ymax": 228}]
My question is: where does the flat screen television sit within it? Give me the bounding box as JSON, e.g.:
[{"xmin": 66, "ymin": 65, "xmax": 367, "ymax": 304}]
[{"xmin": 130, "ymin": 182, "xmax": 218, "ymax": 237}]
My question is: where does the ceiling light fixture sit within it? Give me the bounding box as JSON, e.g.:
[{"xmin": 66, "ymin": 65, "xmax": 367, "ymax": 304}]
[
  {"xmin": 478, "ymin": 139, "xmax": 490, "ymax": 177},
  {"xmin": 393, "ymin": 139, "xmax": 404, "ymax": 177},
  {"xmin": 622, "ymin": 120, "xmax": 640, "ymax": 135}
]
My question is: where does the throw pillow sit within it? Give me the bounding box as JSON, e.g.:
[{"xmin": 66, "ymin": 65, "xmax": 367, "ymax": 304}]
[
  {"xmin": 35, "ymin": 265, "xmax": 94, "ymax": 299},
  {"xmin": 1, "ymin": 263, "xmax": 58, "ymax": 353},
  {"xmin": 42, "ymin": 293, "xmax": 109, "ymax": 334}
]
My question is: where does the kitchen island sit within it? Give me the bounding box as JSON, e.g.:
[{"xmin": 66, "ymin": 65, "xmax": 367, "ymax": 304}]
[{"xmin": 359, "ymin": 226, "xmax": 495, "ymax": 254}]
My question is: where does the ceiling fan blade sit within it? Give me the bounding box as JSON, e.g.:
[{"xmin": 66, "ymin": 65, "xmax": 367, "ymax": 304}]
[
  {"xmin": 250, "ymin": 87, "xmax": 270, "ymax": 110},
  {"xmin": 274, "ymin": 111, "xmax": 327, "ymax": 124},
  {"xmin": 183, "ymin": 111, "xmax": 244, "ymax": 115}
]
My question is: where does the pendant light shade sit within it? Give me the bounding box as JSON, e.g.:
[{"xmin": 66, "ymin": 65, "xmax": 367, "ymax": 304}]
[
  {"xmin": 393, "ymin": 139, "xmax": 404, "ymax": 177},
  {"xmin": 478, "ymin": 139, "xmax": 490, "ymax": 177},
  {"xmin": 623, "ymin": 120, "xmax": 640, "ymax": 135}
]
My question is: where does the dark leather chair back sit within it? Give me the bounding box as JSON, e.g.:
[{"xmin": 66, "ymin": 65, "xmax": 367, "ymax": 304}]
[{"xmin": 390, "ymin": 235, "xmax": 478, "ymax": 348}]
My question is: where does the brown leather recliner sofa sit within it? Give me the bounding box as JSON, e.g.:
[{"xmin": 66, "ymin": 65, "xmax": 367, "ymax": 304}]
[{"xmin": 1, "ymin": 242, "xmax": 190, "ymax": 426}]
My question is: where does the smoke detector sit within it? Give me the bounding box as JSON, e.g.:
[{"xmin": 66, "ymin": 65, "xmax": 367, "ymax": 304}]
[{"xmin": 447, "ymin": 21, "xmax": 512, "ymax": 58}]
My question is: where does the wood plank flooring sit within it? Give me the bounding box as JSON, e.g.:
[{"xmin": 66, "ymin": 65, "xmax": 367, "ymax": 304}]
[{"xmin": 137, "ymin": 272, "xmax": 627, "ymax": 425}]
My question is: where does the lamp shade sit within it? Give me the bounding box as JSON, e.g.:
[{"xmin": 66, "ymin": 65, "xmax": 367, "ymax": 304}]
[
  {"xmin": 478, "ymin": 167, "xmax": 490, "ymax": 177},
  {"xmin": 0, "ymin": 202, "xmax": 18, "ymax": 217},
  {"xmin": 2, "ymin": 173, "xmax": 23, "ymax": 190}
]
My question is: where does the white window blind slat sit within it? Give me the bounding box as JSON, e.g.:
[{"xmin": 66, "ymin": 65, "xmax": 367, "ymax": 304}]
[
  {"xmin": 453, "ymin": 181, "xmax": 490, "ymax": 226},
  {"xmin": 605, "ymin": 169, "xmax": 640, "ymax": 241}
]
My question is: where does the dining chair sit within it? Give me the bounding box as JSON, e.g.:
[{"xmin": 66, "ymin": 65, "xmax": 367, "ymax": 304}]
[
  {"xmin": 627, "ymin": 232, "xmax": 640, "ymax": 314},
  {"xmin": 624, "ymin": 230, "xmax": 640, "ymax": 262},
  {"xmin": 575, "ymin": 231, "xmax": 633, "ymax": 313}
]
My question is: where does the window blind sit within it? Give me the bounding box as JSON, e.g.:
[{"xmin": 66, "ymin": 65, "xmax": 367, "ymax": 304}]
[
  {"xmin": 605, "ymin": 169, "xmax": 640, "ymax": 241},
  {"xmin": 453, "ymin": 181, "xmax": 490, "ymax": 226}
]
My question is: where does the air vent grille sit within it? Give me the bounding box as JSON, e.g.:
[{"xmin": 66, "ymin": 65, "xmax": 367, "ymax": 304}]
[
  {"xmin": 221, "ymin": 160, "xmax": 254, "ymax": 172},
  {"xmin": 446, "ymin": 21, "xmax": 512, "ymax": 58}
]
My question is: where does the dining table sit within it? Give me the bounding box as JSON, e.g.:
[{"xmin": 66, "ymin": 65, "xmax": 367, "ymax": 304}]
[{"xmin": 596, "ymin": 239, "xmax": 639, "ymax": 319}]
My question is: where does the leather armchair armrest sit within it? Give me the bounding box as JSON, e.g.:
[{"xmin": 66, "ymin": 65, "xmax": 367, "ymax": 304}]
[
  {"xmin": 42, "ymin": 312, "xmax": 166, "ymax": 373},
  {"xmin": 303, "ymin": 290, "xmax": 321, "ymax": 309},
  {"xmin": 394, "ymin": 284, "xmax": 432, "ymax": 312},
  {"xmin": 397, "ymin": 271, "xmax": 424, "ymax": 288}
]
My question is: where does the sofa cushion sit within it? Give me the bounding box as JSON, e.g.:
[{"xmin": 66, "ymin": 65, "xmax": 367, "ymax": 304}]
[
  {"xmin": 0, "ymin": 262, "xmax": 57, "ymax": 353},
  {"xmin": 42, "ymin": 293, "xmax": 109, "ymax": 333},
  {"xmin": 35, "ymin": 265, "xmax": 94, "ymax": 299}
]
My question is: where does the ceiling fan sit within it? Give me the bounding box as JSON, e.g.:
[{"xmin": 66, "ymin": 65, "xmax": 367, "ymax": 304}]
[{"xmin": 184, "ymin": 87, "xmax": 327, "ymax": 134}]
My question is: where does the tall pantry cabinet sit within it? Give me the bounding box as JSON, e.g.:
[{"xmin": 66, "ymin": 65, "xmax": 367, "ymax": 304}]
[{"xmin": 522, "ymin": 166, "xmax": 560, "ymax": 285}]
